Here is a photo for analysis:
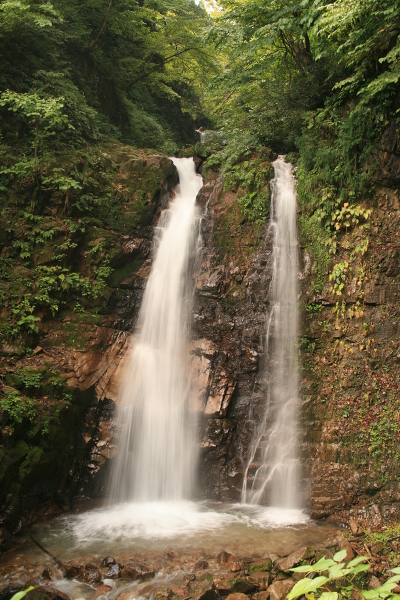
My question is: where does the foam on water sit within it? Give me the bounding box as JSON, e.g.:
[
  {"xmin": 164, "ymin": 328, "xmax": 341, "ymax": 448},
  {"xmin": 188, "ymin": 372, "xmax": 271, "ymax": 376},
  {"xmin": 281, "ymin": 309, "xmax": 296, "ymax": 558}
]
[{"xmin": 58, "ymin": 502, "xmax": 309, "ymax": 549}]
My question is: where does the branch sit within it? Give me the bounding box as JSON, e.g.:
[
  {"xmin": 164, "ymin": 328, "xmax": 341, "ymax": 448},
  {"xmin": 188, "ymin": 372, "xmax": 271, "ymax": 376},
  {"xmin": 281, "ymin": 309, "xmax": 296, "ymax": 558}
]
[
  {"xmin": 89, "ymin": 0, "xmax": 113, "ymax": 51},
  {"xmin": 127, "ymin": 46, "xmax": 199, "ymax": 90}
]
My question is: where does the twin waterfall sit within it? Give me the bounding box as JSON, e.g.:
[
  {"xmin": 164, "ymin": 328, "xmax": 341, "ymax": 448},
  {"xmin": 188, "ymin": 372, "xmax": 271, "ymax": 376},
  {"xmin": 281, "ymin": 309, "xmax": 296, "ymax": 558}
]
[
  {"xmin": 110, "ymin": 158, "xmax": 203, "ymax": 502},
  {"xmin": 242, "ymin": 158, "xmax": 300, "ymax": 508},
  {"xmin": 110, "ymin": 156, "xmax": 300, "ymax": 513}
]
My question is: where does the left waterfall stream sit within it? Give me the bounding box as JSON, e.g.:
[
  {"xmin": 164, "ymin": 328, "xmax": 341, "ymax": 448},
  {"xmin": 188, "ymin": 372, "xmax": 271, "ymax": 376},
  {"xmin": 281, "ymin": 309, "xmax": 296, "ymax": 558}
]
[
  {"xmin": 0, "ymin": 158, "xmax": 335, "ymax": 600},
  {"xmin": 109, "ymin": 157, "xmax": 203, "ymax": 504}
]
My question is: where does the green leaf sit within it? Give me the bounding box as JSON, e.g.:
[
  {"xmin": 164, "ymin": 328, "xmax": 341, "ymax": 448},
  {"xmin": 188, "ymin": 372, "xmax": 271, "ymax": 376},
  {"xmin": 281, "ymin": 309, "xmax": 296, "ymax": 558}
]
[
  {"xmin": 333, "ymin": 549, "xmax": 347, "ymax": 563},
  {"xmin": 347, "ymin": 556, "xmax": 369, "ymax": 568},
  {"xmin": 320, "ymin": 593, "xmax": 338, "ymax": 600},
  {"xmin": 287, "ymin": 576, "xmax": 329, "ymax": 600},
  {"xmin": 10, "ymin": 587, "xmax": 35, "ymax": 600}
]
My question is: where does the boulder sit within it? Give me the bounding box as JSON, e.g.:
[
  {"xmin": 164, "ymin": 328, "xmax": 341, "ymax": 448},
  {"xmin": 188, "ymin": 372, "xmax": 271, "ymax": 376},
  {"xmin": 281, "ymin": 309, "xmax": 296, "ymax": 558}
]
[
  {"xmin": 274, "ymin": 547, "xmax": 309, "ymax": 572},
  {"xmin": 189, "ymin": 576, "xmax": 219, "ymax": 600},
  {"xmin": 120, "ymin": 562, "xmax": 155, "ymax": 580},
  {"xmin": 249, "ymin": 559, "xmax": 273, "ymax": 573},
  {"xmin": 336, "ymin": 541, "xmax": 355, "ymax": 562},
  {"xmin": 267, "ymin": 580, "xmax": 294, "ymax": 600},
  {"xmin": 25, "ymin": 586, "xmax": 72, "ymax": 600},
  {"xmin": 216, "ymin": 551, "xmax": 233, "ymax": 564}
]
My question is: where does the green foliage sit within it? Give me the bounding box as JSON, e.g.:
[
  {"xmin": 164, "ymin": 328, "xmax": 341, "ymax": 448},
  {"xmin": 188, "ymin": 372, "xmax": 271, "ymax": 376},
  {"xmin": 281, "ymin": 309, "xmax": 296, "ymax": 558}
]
[
  {"xmin": 288, "ymin": 550, "xmax": 400, "ymax": 600},
  {"xmin": 10, "ymin": 587, "xmax": 35, "ymax": 600},
  {"xmin": 0, "ymin": 0, "xmax": 213, "ymax": 158}
]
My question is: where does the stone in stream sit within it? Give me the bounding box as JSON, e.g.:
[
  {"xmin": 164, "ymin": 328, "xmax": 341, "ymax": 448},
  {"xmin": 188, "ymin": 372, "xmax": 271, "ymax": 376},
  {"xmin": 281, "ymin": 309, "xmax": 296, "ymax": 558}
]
[
  {"xmin": 267, "ymin": 580, "xmax": 294, "ymax": 600},
  {"xmin": 225, "ymin": 594, "xmax": 250, "ymax": 600},
  {"xmin": 216, "ymin": 551, "xmax": 233, "ymax": 564},
  {"xmin": 25, "ymin": 586, "xmax": 72, "ymax": 600},
  {"xmin": 188, "ymin": 575, "xmax": 219, "ymax": 600},
  {"xmin": 153, "ymin": 589, "xmax": 173, "ymax": 600},
  {"xmin": 248, "ymin": 572, "xmax": 271, "ymax": 590},
  {"xmin": 253, "ymin": 593, "xmax": 270, "ymax": 600},
  {"xmin": 107, "ymin": 563, "xmax": 122, "ymax": 578},
  {"xmin": 95, "ymin": 585, "xmax": 112, "ymax": 598},
  {"xmin": 274, "ymin": 547, "xmax": 311, "ymax": 573},
  {"xmin": 249, "ymin": 559, "xmax": 273, "ymax": 573},
  {"xmin": 336, "ymin": 541, "xmax": 355, "ymax": 562},
  {"xmin": 77, "ymin": 565, "xmax": 102, "ymax": 585},
  {"xmin": 120, "ymin": 562, "xmax": 155, "ymax": 580},
  {"xmin": 229, "ymin": 577, "xmax": 257, "ymax": 594},
  {"xmin": 101, "ymin": 556, "xmax": 116, "ymax": 567},
  {"xmin": 195, "ymin": 560, "xmax": 210, "ymax": 570}
]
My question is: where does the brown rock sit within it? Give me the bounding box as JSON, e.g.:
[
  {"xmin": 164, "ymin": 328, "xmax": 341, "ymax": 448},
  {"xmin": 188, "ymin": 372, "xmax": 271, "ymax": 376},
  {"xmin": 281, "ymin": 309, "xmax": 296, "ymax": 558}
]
[
  {"xmin": 225, "ymin": 594, "xmax": 249, "ymax": 600},
  {"xmin": 25, "ymin": 586, "xmax": 72, "ymax": 600},
  {"xmin": 337, "ymin": 541, "xmax": 355, "ymax": 562},
  {"xmin": 267, "ymin": 580, "xmax": 294, "ymax": 600},
  {"xmin": 188, "ymin": 576, "xmax": 219, "ymax": 600},
  {"xmin": 368, "ymin": 576, "xmax": 382, "ymax": 590},
  {"xmin": 107, "ymin": 563, "xmax": 122, "ymax": 578},
  {"xmin": 249, "ymin": 559, "xmax": 273, "ymax": 573},
  {"xmin": 95, "ymin": 585, "xmax": 112, "ymax": 598},
  {"xmin": 215, "ymin": 578, "xmax": 233, "ymax": 594},
  {"xmin": 195, "ymin": 560, "xmax": 210, "ymax": 570},
  {"xmin": 248, "ymin": 572, "xmax": 271, "ymax": 590},
  {"xmin": 101, "ymin": 557, "xmax": 116, "ymax": 567},
  {"xmin": 230, "ymin": 563, "xmax": 242, "ymax": 573},
  {"xmin": 230, "ymin": 577, "xmax": 257, "ymax": 594},
  {"xmin": 349, "ymin": 519, "xmax": 361, "ymax": 535},
  {"xmin": 120, "ymin": 563, "xmax": 155, "ymax": 580},
  {"xmin": 217, "ymin": 551, "xmax": 233, "ymax": 564},
  {"xmin": 274, "ymin": 547, "xmax": 308, "ymax": 572},
  {"xmin": 252, "ymin": 593, "xmax": 270, "ymax": 600},
  {"xmin": 78, "ymin": 565, "xmax": 102, "ymax": 585},
  {"xmin": 153, "ymin": 588, "xmax": 173, "ymax": 600}
]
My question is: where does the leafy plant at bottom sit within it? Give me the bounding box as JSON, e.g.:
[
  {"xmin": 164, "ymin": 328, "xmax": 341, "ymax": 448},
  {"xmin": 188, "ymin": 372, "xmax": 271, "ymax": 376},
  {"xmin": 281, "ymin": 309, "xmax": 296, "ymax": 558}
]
[{"xmin": 287, "ymin": 549, "xmax": 400, "ymax": 599}]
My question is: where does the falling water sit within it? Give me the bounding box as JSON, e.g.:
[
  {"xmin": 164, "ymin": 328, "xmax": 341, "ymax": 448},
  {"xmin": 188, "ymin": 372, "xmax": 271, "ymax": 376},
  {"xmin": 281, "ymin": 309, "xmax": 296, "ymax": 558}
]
[
  {"xmin": 109, "ymin": 158, "xmax": 203, "ymax": 503},
  {"xmin": 242, "ymin": 156, "xmax": 300, "ymax": 508}
]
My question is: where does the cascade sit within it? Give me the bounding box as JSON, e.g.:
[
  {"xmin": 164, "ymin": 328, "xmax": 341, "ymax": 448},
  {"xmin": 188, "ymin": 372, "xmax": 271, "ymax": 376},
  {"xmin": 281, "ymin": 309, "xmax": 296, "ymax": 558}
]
[
  {"xmin": 109, "ymin": 157, "xmax": 203, "ymax": 503},
  {"xmin": 242, "ymin": 156, "xmax": 300, "ymax": 508}
]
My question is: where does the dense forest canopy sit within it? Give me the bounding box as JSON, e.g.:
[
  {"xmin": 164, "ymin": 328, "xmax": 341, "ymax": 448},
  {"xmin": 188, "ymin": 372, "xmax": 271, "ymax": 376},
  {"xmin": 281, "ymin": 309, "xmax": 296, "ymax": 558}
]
[{"xmin": 0, "ymin": 0, "xmax": 399, "ymax": 346}]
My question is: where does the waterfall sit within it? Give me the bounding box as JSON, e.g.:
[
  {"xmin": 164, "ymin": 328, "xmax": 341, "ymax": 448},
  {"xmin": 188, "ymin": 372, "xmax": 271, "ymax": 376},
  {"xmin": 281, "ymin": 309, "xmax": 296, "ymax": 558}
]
[
  {"xmin": 109, "ymin": 158, "xmax": 203, "ymax": 503},
  {"xmin": 242, "ymin": 156, "xmax": 300, "ymax": 508}
]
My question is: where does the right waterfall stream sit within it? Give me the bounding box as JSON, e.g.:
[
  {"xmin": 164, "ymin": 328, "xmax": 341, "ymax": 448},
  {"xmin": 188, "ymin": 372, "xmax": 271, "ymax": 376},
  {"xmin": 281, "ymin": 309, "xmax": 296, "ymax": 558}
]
[{"xmin": 242, "ymin": 156, "xmax": 300, "ymax": 509}]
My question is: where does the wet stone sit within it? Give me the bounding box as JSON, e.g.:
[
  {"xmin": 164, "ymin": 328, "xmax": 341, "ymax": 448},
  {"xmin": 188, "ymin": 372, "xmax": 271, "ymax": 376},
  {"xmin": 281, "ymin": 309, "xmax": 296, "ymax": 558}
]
[
  {"xmin": 274, "ymin": 547, "xmax": 308, "ymax": 573},
  {"xmin": 248, "ymin": 572, "xmax": 271, "ymax": 590},
  {"xmin": 249, "ymin": 559, "xmax": 273, "ymax": 574},
  {"xmin": 107, "ymin": 563, "xmax": 122, "ymax": 578},
  {"xmin": 225, "ymin": 594, "xmax": 250, "ymax": 600},
  {"xmin": 229, "ymin": 577, "xmax": 257, "ymax": 594},
  {"xmin": 101, "ymin": 557, "xmax": 116, "ymax": 567},
  {"xmin": 195, "ymin": 560, "xmax": 210, "ymax": 570},
  {"xmin": 153, "ymin": 588, "xmax": 173, "ymax": 600},
  {"xmin": 78, "ymin": 565, "xmax": 102, "ymax": 585},
  {"xmin": 267, "ymin": 580, "xmax": 294, "ymax": 600},
  {"xmin": 26, "ymin": 585, "xmax": 72, "ymax": 600},
  {"xmin": 217, "ymin": 551, "xmax": 233, "ymax": 565},
  {"xmin": 188, "ymin": 575, "xmax": 219, "ymax": 600},
  {"xmin": 252, "ymin": 593, "xmax": 270, "ymax": 600},
  {"xmin": 120, "ymin": 562, "xmax": 155, "ymax": 580},
  {"xmin": 336, "ymin": 541, "xmax": 355, "ymax": 562},
  {"xmin": 95, "ymin": 585, "xmax": 112, "ymax": 598}
]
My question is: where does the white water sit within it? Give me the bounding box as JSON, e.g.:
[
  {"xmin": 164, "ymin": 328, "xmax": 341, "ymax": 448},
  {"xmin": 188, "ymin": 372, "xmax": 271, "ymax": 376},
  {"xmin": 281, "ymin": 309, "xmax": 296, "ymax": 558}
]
[
  {"xmin": 242, "ymin": 157, "xmax": 300, "ymax": 509},
  {"xmin": 109, "ymin": 157, "xmax": 203, "ymax": 503}
]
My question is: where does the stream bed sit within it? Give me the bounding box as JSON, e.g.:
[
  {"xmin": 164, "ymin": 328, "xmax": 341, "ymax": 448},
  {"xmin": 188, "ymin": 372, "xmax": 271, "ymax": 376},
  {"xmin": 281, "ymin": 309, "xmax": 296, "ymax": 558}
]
[{"xmin": 0, "ymin": 502, "xmax": 338, "ymax": 600}]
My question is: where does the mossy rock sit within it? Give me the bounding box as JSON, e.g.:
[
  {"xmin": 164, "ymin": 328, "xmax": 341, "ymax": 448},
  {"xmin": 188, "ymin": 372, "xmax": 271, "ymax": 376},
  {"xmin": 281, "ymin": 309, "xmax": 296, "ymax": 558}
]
[{"xmin": 249, "ymin": 559, "xmax": 273, "ymax": 573}]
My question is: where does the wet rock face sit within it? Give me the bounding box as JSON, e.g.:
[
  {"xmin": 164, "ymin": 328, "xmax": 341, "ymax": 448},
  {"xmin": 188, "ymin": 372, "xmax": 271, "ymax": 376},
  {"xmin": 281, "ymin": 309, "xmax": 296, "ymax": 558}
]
[
  {"xmin": 301, "ymin": 177, "xmax": 400, "ymax": 524},
  {"xmin": 0, "ymin": 149, "xmax": 179, "ymax": 525}
]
